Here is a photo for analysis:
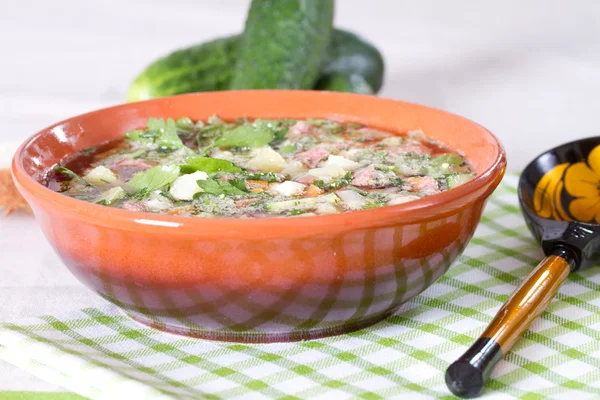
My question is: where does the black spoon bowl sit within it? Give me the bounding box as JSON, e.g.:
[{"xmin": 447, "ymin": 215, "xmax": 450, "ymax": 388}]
[{"xmin": 446, "ymin": 137, "xmax": 600, "ymax": 397}]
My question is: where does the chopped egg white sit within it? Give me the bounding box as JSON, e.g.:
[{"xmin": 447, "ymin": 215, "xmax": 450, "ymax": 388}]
[
  {"xmin": 307, "ymin": 165, "xmax": 347, "ymax": 179},
  {"xmin": 210, "ymin": 149, "xmax": 234, "ymax": 161},
  {"xmin": 316, "ymin": 203, "xmax": 339, "ymax": 215},
  {"xmin": 145, "ymin": 190, "xmax": 172, "ymax": 210},
  {"xmin": 247, "ymin": 146, "xmax": 287, "ymax": 172},
  {"xmin": 379, "ymin": 137, "xmax": 404, "ymax": 147},
  {"xmin": 269, "ymin": 181, "xmax": 306, "ymax": 197},
  {"xmin": 84, "ymin": 166, "xmax": 117, "ymax": 185},
  {"xmin": 323, "ymin": 155, "xmax": 361, "ymax": 171},
  {"xmin": 336, "ymin": 189, "xmax": 367, "ymax": 210},
  {"xmin": 281, "ymin": 161, "xmax": 308, "ymax": 179},
  {"xmin": 169, "ymin": 171, "xmax": 208, "ymax": 200}
]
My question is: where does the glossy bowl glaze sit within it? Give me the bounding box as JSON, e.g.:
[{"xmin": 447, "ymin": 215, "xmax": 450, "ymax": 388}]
[{"xmin": 12, "ymin": 91, "xmax": 506, "ymax": 342}]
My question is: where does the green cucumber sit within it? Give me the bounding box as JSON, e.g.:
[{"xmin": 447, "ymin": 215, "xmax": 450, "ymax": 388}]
[
  {"xmin": 320, "ymin": 30, "xmax": 385, "ymax": 93},
  {"xmin": 427, "ymin": 153, "xmax": 466, "ymax": 177},
  {"xmin": 95, "ymin": 187, "xmax": 127, "ymax": 206},
  {"xmin": 128, "ymin": 29, "xmax": 385, "ymax": 102},
  {"xmin": 128, "ymin": 36, "xmax": 238, "ymax": 102},
  {"xmin": 446, "ymin": 173, "xmax": 475, "ymax": 189},
  {"xmin": 230, "ymin": 0, "xmax": 334, "ymax": 90}
]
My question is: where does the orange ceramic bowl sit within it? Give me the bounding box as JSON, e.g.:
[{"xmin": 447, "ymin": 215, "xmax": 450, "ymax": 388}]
[{"xmin": 12, "ymin": 91, "xmax": 506, "ymax": 342}]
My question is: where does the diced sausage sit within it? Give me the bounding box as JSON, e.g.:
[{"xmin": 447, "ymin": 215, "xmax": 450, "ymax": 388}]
[
  {"xmin": 296, "ymin": 175, "xmax": 318, "ymax": 185},
  {"xmin": 115, "ymin": 158, "xmax": 156, "ymax": 170},
  {"xmin": 287, "ymin": 121, "xmax": 313, "ymax": 137},
  {"xmin": 121, "ymin": 201, "xmax": 146, "ymax": 212},
  {"xmin": 113, "ymin": 159, "xmax": 158, "ymax": 181},
  {"xmin": 235, "ymin": 198, "xmax": 257, "ymax": 208},
  {"xmin": 406, "ymin": 176, "xmax": 439, "ymax": 193},
  {"xmin": 350, "ymin": 166, "xmax": 387, "ymax": 188},
  {"xmin": 294, "ymin": 146, "xmax": 330, "ymax": 168}
]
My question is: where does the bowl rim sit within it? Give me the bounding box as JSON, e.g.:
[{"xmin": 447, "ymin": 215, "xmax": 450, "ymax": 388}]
[{"xmin": 12, "ymin": 90, "xmax": 507, "ymax": 237}]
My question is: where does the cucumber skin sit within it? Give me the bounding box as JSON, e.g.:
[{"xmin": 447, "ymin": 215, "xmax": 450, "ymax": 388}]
[
  {"xmin": 127, "ymin": 36, "xmax": 238, "ymax": 102},
  {"xmin": 315, "ymin": 74, "xmax": 374, "ymax": 95},
  {"xmin": 128, "ymin": 30, "xmax": 385, "ymax": 102},
  {"xmin": 229, "ymin": 0, "xmax": 335, "ymax": 90},
  {"xmin": 447, "ymin": 173, "xmax": 475, "ymax": 189},
  {"xmin": 320, "ymin": 30, "xmax": 384, "ymax": 93}
]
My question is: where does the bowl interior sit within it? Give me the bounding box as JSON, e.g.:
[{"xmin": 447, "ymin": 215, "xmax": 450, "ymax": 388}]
[{"xmin": 17, "ymin": 91, "xmax": 502, "ymax": 184}]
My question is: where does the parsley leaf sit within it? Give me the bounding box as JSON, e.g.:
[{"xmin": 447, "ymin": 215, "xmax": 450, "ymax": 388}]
[
  {"xmin": 182, "ymin": 156, "xmax": 242, "ymax": 174},
  {"xmin": 127, "ymin": 165, "xmax": 180, "ymax": 194},
  {"xmin": 125, "ymin": 118, "xmax": 184, "ymax": 149},
  {"xmin": 214, "ymin": 120, "xmax": 275, "ymax": 148},
  {"xmin": 195, "ymin": 178, "xmax": 248, "ymax": 196}
]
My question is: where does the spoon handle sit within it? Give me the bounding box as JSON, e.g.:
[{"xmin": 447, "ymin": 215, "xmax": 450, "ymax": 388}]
[{"xmin": 446, "ymin": 251, "xmax": 574, "ymax": 398}]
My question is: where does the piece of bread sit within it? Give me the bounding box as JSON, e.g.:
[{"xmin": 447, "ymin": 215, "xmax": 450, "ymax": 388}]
[
  {"xmin": 0, "ymin": 142, "xmax": 31, "ymax": 216},
  {"xmin": 0, "ymin": 168, "xmax": 31, "ymax": 215}
]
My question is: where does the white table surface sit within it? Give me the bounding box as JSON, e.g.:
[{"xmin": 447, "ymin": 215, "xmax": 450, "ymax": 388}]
[{"xmin": 1, "ymin": 0, "xmax": 600, "ymax": 393}]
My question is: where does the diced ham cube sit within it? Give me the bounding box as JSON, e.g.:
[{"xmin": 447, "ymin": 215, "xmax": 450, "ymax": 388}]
[
  {"xmin": 113, "ymin": 159, "xmax": 158, "ymax": 180},
  {"xmin": 235, "ymin": 198, "xmax": 257, "ymax": 208},
  {"xmin": 296, "ymin": 175, "xmax": 318, "ymax": 185},
  {"xmin": 350, "ymin": 166, "xmax": 386, "ymax": 187},
  {"xmin": 287, "ymin": 121, "xmax": 313, "ymax": 137},
  {"xmin": 294, "ymin": 146, "xmax": 330, "ymax": 168},
  {"xmin": 121, "ymin": 201, "xmax": 146, "ymax": 212},
  {"xmin": 115, "ymin": 158, "xmax": 156, "ymax": 170},
  {"xmin": 406, "ymin": 176, "xmax": 439, "ymax": 193}
]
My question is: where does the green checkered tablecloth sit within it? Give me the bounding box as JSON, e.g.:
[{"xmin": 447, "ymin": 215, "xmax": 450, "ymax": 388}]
[{"xmin": 2, "ymin": 174, "xmax": 600, "ymax": 399}]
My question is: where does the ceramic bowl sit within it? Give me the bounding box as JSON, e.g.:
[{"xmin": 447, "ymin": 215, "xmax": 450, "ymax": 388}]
[{"xmin": 12, "ymin": 91, "xmax": 506, "ymax": 342}]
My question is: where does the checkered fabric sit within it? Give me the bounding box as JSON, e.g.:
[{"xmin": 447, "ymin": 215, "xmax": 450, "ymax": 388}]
[{"xmin": 2, "ymin": 174, "xmax": 600, "ymax": 400}]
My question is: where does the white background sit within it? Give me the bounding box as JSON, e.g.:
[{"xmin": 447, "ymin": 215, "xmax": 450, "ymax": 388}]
[{"xmin": 1, "ymin": 0, "xmax": 600, "ymax": 392}]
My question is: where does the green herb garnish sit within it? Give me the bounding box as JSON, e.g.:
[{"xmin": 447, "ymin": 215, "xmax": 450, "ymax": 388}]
[
  {"xmin": 390, "ymin": 176, "xmax": 405, "ymax": 187},
  {"xmin": 182, "ymin": 156, "xmax": 242, "ymax": 174},
  {"xmin": 287, "ymin": 209, "xmax": 307, "ymax": 216},
  {"xmin": 127, "ymin": 165, "xmax": 180, "ymax": 194},
  {"xmin": 52, "ymin": 166, "xmax": 79, "ymax": 181},
  {"xmin": 214, "ymin": 120, "xmax": 275, "ymax": 148},
  {"xmin": 313, "ymin": 172, "xmax": 353, "ymax": 191},
  {"xmin": 125, "ymin": 118, "xmax": 184, "ymax": 150},
  {"xmin": 195, "ymin": 178, "xmax": 248, "ymax": 196},
  {"xmin": 243, "ymin": 172, "xmax": 284, "ymax": 182},
  {"xmin": 279, "ymin": 144, "xmax": 297, "ymax": 153},
  {"xmin": 176, "ymin": 117, "xmax": 194, "ymax": 131}
]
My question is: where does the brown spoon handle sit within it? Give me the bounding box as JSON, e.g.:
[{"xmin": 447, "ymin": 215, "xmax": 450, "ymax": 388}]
[{"xmin": 446, "ymin": 250, "xmax": 574, "ymax": 398}]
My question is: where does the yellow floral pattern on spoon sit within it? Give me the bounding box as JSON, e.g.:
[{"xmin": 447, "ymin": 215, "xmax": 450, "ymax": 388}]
[{"xmin": 534, "ymin": 144, "xmax": 600, "ymax": 223}]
